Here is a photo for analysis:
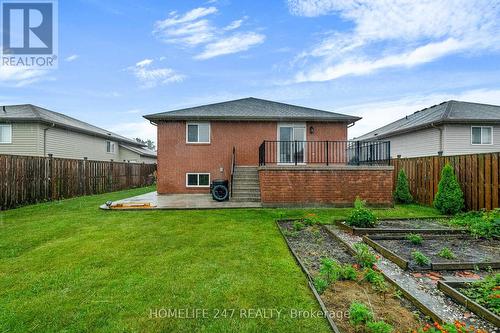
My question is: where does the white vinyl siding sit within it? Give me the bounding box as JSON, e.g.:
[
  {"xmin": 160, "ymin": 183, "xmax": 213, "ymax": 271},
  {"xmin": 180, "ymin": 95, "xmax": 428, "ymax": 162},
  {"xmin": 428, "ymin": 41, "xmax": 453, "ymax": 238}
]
[
  {"xmin": 186, "ymin": 173, "xmax": 210, "ymax": 187},
  {"xmin": 385, "ymin": 127, "xmax": 441, "ymax": 158},
  {"xmin": 0, "ymin": 123, "xmax": 44, "ymax": 156},
  {"xmin": 45, "ymin": 127, "xmax": 119, "ymax": 160},
  {"xmin": 186, "ymin": 122, "xmax": 210, "ymax": 143},
  {"xmin": 0, "ymin": 124, "xmax": 12, "ymax": 143},
  {"xmin": 118, "ymin": 146, "xmax": 157, "ymax": 164},
  {"xmin": 443, "ymin": 124, "xmax": 500, "ymax": 155}
]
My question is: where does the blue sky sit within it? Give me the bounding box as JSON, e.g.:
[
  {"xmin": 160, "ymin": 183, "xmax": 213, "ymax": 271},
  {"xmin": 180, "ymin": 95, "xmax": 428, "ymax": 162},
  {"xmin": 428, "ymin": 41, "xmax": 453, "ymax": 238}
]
[{"xmin": 1, "ymin": 0, "xmax": 500, "ymax": 141}]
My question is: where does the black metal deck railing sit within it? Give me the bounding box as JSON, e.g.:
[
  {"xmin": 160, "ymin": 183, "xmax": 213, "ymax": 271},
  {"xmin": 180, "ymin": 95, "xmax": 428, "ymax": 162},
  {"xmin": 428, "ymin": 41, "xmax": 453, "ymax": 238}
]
[{"xmin": 258, "ymin": 140, "xmax": 390, "ymax": 166}]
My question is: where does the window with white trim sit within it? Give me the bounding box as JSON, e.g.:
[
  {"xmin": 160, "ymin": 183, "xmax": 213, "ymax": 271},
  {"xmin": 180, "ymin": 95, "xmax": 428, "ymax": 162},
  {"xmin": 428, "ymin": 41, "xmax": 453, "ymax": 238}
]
[
  {"xmin": 106, "ymin": 140, "xmax": 116, "ymax": 153},
  {"xmin": 0, "ymin": 124, "xmax": 12, "ymax": 143},
  {"xmin": 186, "ymin": 122, "xmax": 210, "ymax": 143},
  {"xmin": 471, "ymin": 126, "xmax": 492, "ymax": 145},
  {"xmin": 186, "ymin": 173, "xmax": 210, "ymax": 187}
]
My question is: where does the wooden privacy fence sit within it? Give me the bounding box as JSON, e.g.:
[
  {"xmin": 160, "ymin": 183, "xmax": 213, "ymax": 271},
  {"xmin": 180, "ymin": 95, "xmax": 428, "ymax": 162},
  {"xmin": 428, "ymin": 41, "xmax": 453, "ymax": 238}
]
[
  {"xmin": 0, "ymin": 154, "xmax": 156, "ymax": 210},
  {"xmin": 391, "ymin": 153, "xmax": 500, "ymax": 211}
]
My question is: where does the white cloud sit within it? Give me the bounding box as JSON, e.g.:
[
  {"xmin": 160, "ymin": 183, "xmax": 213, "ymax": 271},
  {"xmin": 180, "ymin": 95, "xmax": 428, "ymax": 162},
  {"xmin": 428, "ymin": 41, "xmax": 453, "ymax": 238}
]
[
  {"xmin": 128, "ymin": 58, "xmax": 185, "ymax": 88},
  {"xmin": 287, "ymin": 0, "xmax": 500, "ymax": 82},
  {"xmin": 65, "ymin": 54, "xmax": 79, "ymax": 62},
  {"xmin": 195, "ymin": 32, "xmax": 265, "ymax": 60},
  {"xmin": 0, "ymin": 66, "xmax": 48, "ymax": 87},
  {"xmin": 108, "ymin": 119, "xmax": 157, "ymax": 143},
  {"xmin": 342, "ymin": 88, "xmax": 500, "ymax": 138},
  {"xmin": 154, "ymin": 7, "xmax": 264, "ymax": 59}
]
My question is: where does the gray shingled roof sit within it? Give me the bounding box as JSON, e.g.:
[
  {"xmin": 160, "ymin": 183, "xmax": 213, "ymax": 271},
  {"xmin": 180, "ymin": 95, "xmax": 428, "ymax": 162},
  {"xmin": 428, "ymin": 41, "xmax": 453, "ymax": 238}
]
[
  {"xmin": 119, "ymin": 144, "xmax": 157, "ymax": 158},
  {"xmin": 356, "ymin": 100, "xmax": 500, "ymax": 140},
  {"xmin": 143, "ymin": 97, "xmax": 361, "ymax": 123},
  {"xmin": 0, "ymin": 104, "xmax": 142, "ymax": 146}
]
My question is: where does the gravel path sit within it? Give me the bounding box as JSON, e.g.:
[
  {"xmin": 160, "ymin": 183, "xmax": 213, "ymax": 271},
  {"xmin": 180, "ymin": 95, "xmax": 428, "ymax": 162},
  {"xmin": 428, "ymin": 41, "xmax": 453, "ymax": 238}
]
[{"xmin": 325, "ymin": 225, "xmax": 498, "ymax": 333}]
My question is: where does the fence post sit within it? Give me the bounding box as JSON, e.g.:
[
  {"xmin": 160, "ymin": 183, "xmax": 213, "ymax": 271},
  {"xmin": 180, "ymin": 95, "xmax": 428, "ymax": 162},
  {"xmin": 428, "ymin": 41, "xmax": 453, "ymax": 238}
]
[
  {"xmin": 83, "ymin": 157, "xmax": 87, "ymax": 195},
  {"xmin": 48, "ymin": 154, "xmax": 55, "ymax": 200},
  {"xmin": 109, "ymin": 159, "xmax": 114, "ymax": 192}
]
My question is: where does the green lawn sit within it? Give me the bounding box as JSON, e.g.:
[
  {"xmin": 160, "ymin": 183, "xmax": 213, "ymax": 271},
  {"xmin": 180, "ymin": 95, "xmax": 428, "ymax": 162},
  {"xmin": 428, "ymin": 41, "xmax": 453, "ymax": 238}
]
[{"xmin": 0, "ymin": 187, "xmax": 441, "ymax": 332}]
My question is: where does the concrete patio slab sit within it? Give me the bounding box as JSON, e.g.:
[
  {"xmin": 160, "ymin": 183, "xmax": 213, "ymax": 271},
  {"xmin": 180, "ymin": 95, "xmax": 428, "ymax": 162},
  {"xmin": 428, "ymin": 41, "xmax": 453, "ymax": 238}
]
[{"xmin": 100, "ymin": 191, "xmax": 262, "ymax": 210}]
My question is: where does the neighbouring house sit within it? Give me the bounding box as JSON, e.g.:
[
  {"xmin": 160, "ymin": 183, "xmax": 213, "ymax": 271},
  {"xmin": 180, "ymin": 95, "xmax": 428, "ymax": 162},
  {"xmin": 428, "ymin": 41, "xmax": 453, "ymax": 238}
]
[
  {"xmin": 356, "ymin": 100, "xmax": 500, "ymax": 158},
  {"xmin": 0, "ymin": 104, "xmax": 156, "ymax": 163},
  {"xmin": 144, "ymin": 97, "xmax": 394, "ymax": 207}
]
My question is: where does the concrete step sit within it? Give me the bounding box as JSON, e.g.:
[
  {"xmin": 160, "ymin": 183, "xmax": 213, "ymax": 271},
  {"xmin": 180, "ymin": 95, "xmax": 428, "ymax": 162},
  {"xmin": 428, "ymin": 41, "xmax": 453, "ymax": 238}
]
[
  {"xmin": 231, "ymin": 197, "xmax": 261, "ymax": 202},
  {"xmin": 232, "ymin": 185, "xmax": 260, "ymax": 191},
  {"xmin": 233, "ymin": 177, "xmax": 259, "ymax": 182},
  {"xmin": 232, "ymin": 191, "xmax": 261, "ymax": 197}
]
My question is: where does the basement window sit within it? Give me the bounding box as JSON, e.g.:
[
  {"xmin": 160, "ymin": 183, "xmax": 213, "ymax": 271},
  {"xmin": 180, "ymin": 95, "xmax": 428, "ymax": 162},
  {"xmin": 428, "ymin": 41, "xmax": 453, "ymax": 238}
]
[
  {"xmin": 186, "ymin": 122, "xmax": 210, "ymax": 143},
  {"xmin": 186, "ymin": 173, "xmax": 210, "ymax": 187},
  {"xmin": 0, "ymin": 124, "xmax": 12, "ymax": 143},
  {"xmin": 471, "ymin": 126, "xmax": 492, "ymax": 145}
]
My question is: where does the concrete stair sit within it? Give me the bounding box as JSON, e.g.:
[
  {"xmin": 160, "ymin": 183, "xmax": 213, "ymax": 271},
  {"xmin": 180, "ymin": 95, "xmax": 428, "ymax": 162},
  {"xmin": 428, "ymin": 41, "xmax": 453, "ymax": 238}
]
[{"xmin": 231, "ymin": 166, "xmax": 261, "ymax": 202}]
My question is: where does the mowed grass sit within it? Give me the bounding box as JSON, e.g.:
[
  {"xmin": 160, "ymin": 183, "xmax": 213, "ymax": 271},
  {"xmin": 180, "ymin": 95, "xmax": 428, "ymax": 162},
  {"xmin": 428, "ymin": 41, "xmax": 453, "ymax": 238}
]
[{"xmin": 0, "ymin": 187, "xmax": 442, "ymax": 332}]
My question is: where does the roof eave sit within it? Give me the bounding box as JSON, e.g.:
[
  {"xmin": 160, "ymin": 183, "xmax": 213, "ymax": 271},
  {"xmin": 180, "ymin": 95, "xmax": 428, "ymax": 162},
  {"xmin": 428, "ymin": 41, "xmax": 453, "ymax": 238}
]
[{"xmin": 143, "ymin": 115, "xmax": 361, "ymax": 123}]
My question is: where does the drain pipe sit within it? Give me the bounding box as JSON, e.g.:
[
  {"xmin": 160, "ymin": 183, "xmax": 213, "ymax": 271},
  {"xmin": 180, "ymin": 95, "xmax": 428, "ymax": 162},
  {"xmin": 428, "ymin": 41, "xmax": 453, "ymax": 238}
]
[
  {"xmin": 431, "ymin": 123, "xmax": 444, "ymax": 156},
  {"xmin": 43, "ymin": 123, "xmax": 55, "ymax": 156}
]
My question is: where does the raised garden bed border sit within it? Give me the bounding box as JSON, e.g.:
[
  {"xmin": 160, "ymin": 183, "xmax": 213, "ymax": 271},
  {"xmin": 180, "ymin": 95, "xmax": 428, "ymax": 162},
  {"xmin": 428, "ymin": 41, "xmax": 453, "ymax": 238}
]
[
  {"xmin": 321, "ymin": 225, "xmax": 445, "ymax": 323},
  {"xmin": 437, "ymin": 281, "xmax": 500, "ymax": 327},
  {"xmin": 363, "ymin": 235, "xmax": 500, "ymax": 271},
  {"xmin": 275, "ymin": 220, "xmax": 340, "ymax": 333},
  {"xmin": 335, "ymin": 220, "xmax": 466, "ymax": 236}
]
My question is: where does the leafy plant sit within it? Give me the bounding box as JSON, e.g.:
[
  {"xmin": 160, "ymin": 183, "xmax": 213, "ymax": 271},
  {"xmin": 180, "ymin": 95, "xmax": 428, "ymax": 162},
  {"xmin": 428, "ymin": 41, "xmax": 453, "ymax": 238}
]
[
  {"xmin": 354, "ymin": 243, "xmax": 378, "ymax": 268},
  {"xmin": 394, "ymin": 169, "xmax": 413, "ymax": 204},
  {"xmin": 349, "ymin": 301, "xmax": 373, "ymax": 326},
  {"xmin": 363, "ymin": 268, "xmax": 388, "ymax": 294},
  {"xmin": 412, "ymin": 251, "xmax": 430, "ymax": 266},
  {"xmin": 438, "ymin": 247, "xmax": 456, "ymax": 260},
  {"xmin": 302, "ymin": 213, "xmax": 321, "ymax": 226},
  {"xmin": 313, "ymin": 277, "xmax": 328, "ymax": 294},
  {"xmin": 366, "ymin": 320, "xmax": 393, "ymax": 333},
  {"xmin": 293, "ymin": 221, "xmax": 305, "ymax": 231},
  {"xmin": 448, "ymin": 210, "xmax": 500, "ymax": 239},
  {"xmin": 433, "ymin": 164, "xmax": 464, "ymax": 215},
  {"xmin": 346, "ymin": 197, "xmax": 378, "ymax": 228},
  {"xmin": 406, "ymin": 233, "xmax": 423, "ymax": 245},
  {"xmin": 318, "ymin": 258, "xmax": 358, "ymax": 284},
  {"xmin": 283, "ymin": 230, "xmax": 299, "ymax": 238},
  {"xmin": 460, "ymin": 274, "xmax": 500, "ymax": 315}
]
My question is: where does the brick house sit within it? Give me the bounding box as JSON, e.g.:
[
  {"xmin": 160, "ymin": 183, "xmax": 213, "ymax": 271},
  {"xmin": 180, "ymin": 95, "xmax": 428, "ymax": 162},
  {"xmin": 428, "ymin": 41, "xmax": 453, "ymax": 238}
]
[{"xmin": 144, "ymin": 98, "xmax": 394, "ymax": 207}]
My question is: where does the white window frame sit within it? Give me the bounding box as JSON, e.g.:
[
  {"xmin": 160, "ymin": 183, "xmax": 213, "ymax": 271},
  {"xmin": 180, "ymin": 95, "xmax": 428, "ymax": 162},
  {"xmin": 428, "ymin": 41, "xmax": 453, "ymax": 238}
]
[
  {"xmin": 277, "ymin": 123, "xmax": 307, "ymax": 165},
  {"xmin": 471, "ymin": 126, "xmax": 493, "ymax": 145},
  {"xmin": 186, "ymin": 173, "xmax": 210, "ymax": 188},
  {"xmin": 106, "ymin": 140, "xmax": 116, "ymax": 153},
  {"xmin": 0, "ymin": 124, "xmax": 12, "ymax": 144},
  {"xmin": 186, "ymin": 122, "xmax": 210, "ymax": 144}
]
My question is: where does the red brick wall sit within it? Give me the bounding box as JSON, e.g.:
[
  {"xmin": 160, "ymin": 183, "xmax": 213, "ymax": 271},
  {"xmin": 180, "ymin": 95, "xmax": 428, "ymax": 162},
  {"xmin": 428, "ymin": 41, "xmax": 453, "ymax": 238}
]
[
  {"xmin": 259, "ymin": 166, "xmax": 394, "ymax": 207},
  {"xmin": 157, "ymin": 120, "xmax": 348, "ymax": 193}
]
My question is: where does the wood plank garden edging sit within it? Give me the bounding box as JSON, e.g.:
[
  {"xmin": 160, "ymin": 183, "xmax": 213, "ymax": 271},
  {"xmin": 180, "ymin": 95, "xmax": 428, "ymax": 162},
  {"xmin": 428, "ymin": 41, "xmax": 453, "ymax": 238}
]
[
  {"xmin": 334, "ymin": 220, "xmax": 466, "ymax": 236},
  {"xmin": 431, "ymin": 262, "xmax": 500, "ymax": 271},
  {"xmin": 275, "ymin": 220, "xmax": 340, "ymax": 333},
  {"xmin": 322, "ymin": 226, "xmax": 445, "ymax": 324},
  {"xmin": 437, "ymin": 281, "xmax": 500, "ymax": 327},
  {"xmin": 362, "ymin": 236, "xmax": 409, "ymax": 270}
]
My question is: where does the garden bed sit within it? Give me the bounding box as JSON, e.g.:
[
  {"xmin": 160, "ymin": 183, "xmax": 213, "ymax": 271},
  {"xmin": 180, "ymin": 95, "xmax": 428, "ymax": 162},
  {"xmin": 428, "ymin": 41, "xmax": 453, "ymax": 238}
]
[
  {"xmin": 335, "ymin": 219, "xmax": 466, "ymax": 235},
  {"xmin": 278, "ymin": 220, "xmax": 426, "ymax": 333},
  {"xmin": 364, "ymin": 235, "xmax": 500, "ymax": 271},
  {"xmin": 438, "ymin": 280, "xmax": 500, "ymax": 327}
]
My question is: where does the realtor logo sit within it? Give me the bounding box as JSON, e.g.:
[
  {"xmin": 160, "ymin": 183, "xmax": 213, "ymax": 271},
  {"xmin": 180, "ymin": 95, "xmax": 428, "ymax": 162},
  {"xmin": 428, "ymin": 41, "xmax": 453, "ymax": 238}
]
[{"xmin": 1, "ymin": 0, "xmax": 58, "ymax": 67}]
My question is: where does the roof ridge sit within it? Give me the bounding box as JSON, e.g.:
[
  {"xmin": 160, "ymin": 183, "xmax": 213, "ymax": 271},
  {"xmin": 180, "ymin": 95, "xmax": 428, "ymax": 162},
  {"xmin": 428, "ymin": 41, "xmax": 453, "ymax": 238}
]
[
  {"xmin": 28, "ymin": 104, "xmax": 43, "ymax": 120},
  {"xmin": 442, "ymin": 100, "xmax": 454, "ymax": 120}
]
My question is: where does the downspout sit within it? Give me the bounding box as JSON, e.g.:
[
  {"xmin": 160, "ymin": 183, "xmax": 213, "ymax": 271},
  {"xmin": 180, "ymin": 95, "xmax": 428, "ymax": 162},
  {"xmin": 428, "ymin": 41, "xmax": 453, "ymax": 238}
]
[
  {"xmin": 431, "ymin": 123, "xmax": 443, "ymax": 156},
  {"xmin": 43, "ymin": 123, "xmax": 55, "ymax": 156}
]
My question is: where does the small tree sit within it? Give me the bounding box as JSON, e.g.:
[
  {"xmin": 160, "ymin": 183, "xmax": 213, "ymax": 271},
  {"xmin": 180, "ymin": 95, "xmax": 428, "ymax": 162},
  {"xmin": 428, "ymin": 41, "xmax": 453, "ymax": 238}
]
[
  {"xmin": 433, "ymin": 164, "xmax": 464, "ymax": 214},
  {"xmin": 394, "ymin": 169, "xmax": 413, "ymax": 204}
]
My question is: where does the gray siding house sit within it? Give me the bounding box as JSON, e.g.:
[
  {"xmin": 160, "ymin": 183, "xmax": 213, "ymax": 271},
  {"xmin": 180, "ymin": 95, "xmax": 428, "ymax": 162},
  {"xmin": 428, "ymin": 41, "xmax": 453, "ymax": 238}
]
[
  {"xmin": 356, "ymin": 101, "xmax": 500, "ymax": 158},
  {"xmin": 0, "ymin": 104, "xmax": 156, "ymax": 163}
]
